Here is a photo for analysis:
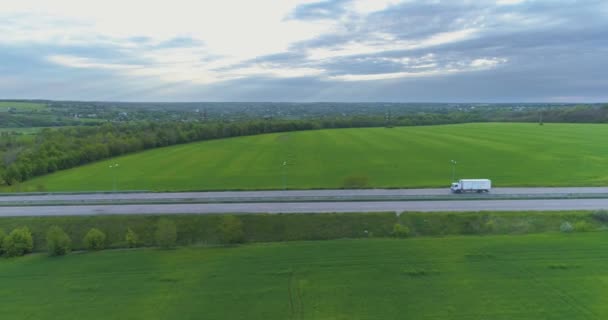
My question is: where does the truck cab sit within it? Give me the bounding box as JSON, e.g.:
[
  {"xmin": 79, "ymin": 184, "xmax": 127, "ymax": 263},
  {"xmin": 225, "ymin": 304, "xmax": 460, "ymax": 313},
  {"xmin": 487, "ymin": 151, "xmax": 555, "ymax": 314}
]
[{"xmin": 450, "ymin": 182, "xmax": 461, "ymax": 193}]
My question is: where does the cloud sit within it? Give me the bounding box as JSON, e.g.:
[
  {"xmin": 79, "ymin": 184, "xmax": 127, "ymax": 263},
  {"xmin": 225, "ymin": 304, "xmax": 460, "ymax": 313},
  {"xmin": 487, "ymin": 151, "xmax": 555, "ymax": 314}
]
[
  {"xmin": 307, "ymin": 28, "xmax": 478, "ymax": 60},
  {"xmin": 0, "ymin": 0, "xmax": 607, "ymax": 102},
  {"xmin": 290, "ymin": 0, "xmax": 350, "ymax": 20},
  {"xmin": 47, "ymin": 55, "xmax": 140, "ymax": 70},
  {"xmin": 328, "ymin": 56, "xmax": 507, "ymax": 81},
  {"xmin": 496, "ymin": 0, "xmax": 525, "ymax": 5},
  {"xmin": 349, "ymin": 0, "xmax": 406, "ymax": 14}
]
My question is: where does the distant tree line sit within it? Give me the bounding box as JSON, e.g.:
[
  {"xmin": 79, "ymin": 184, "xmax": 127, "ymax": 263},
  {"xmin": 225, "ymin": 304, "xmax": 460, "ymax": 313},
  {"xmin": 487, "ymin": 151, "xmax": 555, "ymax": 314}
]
[
  {"xmin": 0, "ymin": 112, "xmax": 89, "ymax": 128},
  {"xmin": 1, "ymin": 104, "xmax": 608, "ymax": 185},
  {"xmin": 0, "ymin": 114, "xmax": 478, "ymax": 185}
]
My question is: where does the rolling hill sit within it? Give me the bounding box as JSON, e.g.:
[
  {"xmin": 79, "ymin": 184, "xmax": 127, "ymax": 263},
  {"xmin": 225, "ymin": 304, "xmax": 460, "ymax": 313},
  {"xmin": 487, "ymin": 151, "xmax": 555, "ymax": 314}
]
[{"xmin": 13, "ymin": 123, "xmax": 608, "ymax": 192}]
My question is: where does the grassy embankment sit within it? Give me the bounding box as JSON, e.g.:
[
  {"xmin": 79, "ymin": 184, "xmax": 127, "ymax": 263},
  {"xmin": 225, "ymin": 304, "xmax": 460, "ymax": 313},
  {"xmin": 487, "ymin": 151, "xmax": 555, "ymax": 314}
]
[
  {"xmin": 0, "ymin": 210, "xmax": 602, "ymax": 252},
  {"xmin": 1, "ymin": 232, "xmax": 608, "ymax": 319},
  {"xmin": 12, "ymin": 122, "xmax": 608, "ymax": 192}
]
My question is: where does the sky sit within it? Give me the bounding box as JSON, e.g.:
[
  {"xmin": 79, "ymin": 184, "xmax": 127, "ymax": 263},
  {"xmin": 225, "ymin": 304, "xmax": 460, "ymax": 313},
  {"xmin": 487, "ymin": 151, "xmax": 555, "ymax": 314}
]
[{"xmin": 0, "ymin": 0, "xmax": 607, "ymax": 102}]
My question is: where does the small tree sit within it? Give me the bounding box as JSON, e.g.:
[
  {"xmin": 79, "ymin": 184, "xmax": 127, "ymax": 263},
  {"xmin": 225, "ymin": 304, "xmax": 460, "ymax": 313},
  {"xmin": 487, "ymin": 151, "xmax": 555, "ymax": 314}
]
[
  {"xmin": 46, "ymin": 226, "xmax": 71, "ymax": 256},
  {"xmin": 155, "ymin": 219, "xmax": 177, "ymax": 249},
  {"xmin": 219, "ymin": 215, "xmax": 245, "ymax": 244},
  {"xmin": 483, "ymin": 219, "xmax": 497, "ymax": 234},
  {"xmin": 574, "ymin": 221, "xmax": 593, "ymax": 232},
  {"xmin": 3, "ymin": 227, "xmax": 34, "ymax": 257},
  {"xmin": 125, "ymin": 228, "xmax": 139, "ymax": 248},
  {"xmin": 392, "ymin": 223, "xmax": 410, "ymax": 238},
  {"xmin": 83, "ymin": 228, "xmax": 106, "ymax": 251}
]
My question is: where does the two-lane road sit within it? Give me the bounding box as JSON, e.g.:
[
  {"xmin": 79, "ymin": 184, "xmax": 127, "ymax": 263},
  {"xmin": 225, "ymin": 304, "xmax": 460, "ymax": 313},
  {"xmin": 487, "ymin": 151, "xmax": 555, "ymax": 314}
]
[
  {"xmin": 1, "ymin": 187, "xmax": 608, "ymax": 203},
  {"xmin": 1, "ymin": 197, "xmax": 608, "ymax": 217}
]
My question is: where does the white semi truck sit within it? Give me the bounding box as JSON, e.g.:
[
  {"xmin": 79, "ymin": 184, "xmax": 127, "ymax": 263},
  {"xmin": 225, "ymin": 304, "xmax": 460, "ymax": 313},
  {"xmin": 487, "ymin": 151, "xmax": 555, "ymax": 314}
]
[{"xmin": 450, "ymin": 179, "xmax": 491, "ymax": 193}]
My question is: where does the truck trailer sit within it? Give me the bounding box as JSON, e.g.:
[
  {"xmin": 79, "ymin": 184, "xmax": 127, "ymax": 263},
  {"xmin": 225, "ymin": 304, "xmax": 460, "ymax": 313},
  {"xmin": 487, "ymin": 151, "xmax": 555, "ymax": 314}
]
[{"xmin": 450, "ymin": 179, "xmax": 491, "ymax": 193}]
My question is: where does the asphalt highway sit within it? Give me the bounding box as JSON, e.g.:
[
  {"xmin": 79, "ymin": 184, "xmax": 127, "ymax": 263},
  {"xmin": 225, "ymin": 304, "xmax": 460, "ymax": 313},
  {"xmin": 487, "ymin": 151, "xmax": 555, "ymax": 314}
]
[
  {"xmin": 1, "ymin": 198, "xmax": 608, "ymax": 217},
  {"xmin": 1, "ymin": 187, "xmax": 608, "ymax": 203}
]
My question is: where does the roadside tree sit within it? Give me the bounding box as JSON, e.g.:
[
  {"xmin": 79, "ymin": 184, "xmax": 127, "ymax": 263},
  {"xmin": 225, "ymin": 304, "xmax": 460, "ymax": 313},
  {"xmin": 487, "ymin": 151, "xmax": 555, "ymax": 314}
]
[
  {"xmin": 219, "ymin": 215, "xmax": 245, "ymax": 244},
  {"xmin": 83, "ymin": 228, "xmax": 106, "ymax": 251},
  {"xmin": 46, "ymin": 226, "xmax": 72, "ymax": 256},
  {"xmin": 3, "ymin": 227, "xmax": 34, "ymax": 257},
  {"xmin": 126, "ymin": 228, "xmax": 139, "ymax": 248}
]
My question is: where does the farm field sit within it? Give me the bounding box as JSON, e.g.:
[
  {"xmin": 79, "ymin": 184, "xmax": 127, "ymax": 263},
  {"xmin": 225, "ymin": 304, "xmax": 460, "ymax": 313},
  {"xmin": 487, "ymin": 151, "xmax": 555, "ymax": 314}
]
[
  {"xmin": 1, "ymin": 233, "xmax": 608, "ymax": 319},
  {"xmin": 13, "ymin": 122, "xmax": 608, "ymax": 192},
  {"xmin": 0, "ymin": 101, "xmax": 47, "ymax": 111}
]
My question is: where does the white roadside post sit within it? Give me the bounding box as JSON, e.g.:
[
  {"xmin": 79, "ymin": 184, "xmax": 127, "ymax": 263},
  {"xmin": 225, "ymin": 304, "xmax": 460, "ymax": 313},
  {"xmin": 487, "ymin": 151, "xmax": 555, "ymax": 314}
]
[{"xmin": 282, "ymin": 160, "xmax": 287, "ymax": 190}]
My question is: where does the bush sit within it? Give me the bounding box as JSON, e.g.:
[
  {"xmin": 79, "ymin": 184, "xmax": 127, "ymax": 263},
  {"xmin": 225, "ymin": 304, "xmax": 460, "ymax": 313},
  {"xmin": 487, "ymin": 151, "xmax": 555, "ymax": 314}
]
[
  {"xmin": 591, "ymin": 210, "xmax": 608, "ymax": 223},
  {"xmin": 510, "ymin": 219, "xmax": 533, "ymax": 234},
  {"xmin": 125, "ymin": 228, "xmax": 139, "ymax": 248},
  {"xmin": 2, "ymin": 227, "xmax": 34, "ymax": 257},
  {"xmin": 483, "ymin": 219, "xmax": 496, "ymax": 233},
  {"xmin": 46, "ymin": 226, "xmax": 71, "ymax": 256},
  {"xmin": 574, "ymin": 221, "xmax": 593, "ymax": 232},
  {"xmin": 83, "ymin": 228, "xmax": 106, "ymax": 251},
  {"xmin": 155, "ymin": 219, "xmax": 177, "ymax": 249},
  {"xmin": 0, "ymin": 229, "xmax": 5, "ymax": 255},
  {"xmin": 219, "ymin": 215, "xmax": 245, "ymax": 244},
  {"xmin": 342, "ymin": 175, "xmax": 370, "ymax": 189},
  {"xmin": 392, "ymin": 223, "xmax": 410, "ymax": 238},
  {"xmin": 560, "ymin": 221, "xmax": 573, "ymax": 233}
]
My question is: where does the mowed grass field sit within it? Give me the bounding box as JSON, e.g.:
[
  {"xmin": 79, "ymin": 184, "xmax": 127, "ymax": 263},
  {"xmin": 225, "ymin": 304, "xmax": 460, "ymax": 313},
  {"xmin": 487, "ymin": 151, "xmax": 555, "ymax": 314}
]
[
  {"xmin": 16, "ymin": 123, "xmax": 608, "ymax": 191},
  {"xmin": 0, "ymin": 101, "xmax": 47, "ymax": 112},
  {"xmin": 2, "ymin": 233, "xmax": 608, "ymax": 319}
]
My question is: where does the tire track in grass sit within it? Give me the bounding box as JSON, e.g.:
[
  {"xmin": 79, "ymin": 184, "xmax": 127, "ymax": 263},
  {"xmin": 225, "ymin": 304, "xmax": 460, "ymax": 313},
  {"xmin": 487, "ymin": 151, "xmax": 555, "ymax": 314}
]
[
  {"xmin": 286, "ymin": 268, "xmax": 305, "ymax": 320},
  {"xmin": 479, "ymin": 237, "xmax": 602, "ymax": 319},
  {"xmin": 510, "ymin": 261, "xmax": 599, "ymax": 319}
]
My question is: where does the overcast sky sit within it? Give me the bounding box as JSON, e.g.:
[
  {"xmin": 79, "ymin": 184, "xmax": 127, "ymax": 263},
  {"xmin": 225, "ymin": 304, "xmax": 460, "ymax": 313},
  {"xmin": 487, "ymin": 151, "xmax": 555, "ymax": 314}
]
[{"xmin": 1, "ymin": 0, "xmax": 607, "ymax": 102}]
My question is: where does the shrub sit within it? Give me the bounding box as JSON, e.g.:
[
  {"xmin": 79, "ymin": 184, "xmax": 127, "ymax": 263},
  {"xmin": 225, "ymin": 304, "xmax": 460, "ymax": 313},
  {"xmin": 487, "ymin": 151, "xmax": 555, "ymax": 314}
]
[
  {"xmin": 155, "ymin": 219, "xmax": 177, "ymax": 249},
  {"xmin": 510, "ymin": 219, "xmax": 533, "ymax": 234},
  {"xmin": 342, "ymin": 175, "xmax": 370, "ymax": 189},
  {"xmin": 83, "ymin": 228, "xmax": 106, "ymax": 251},
  {"xmin": 125, "ymin": 228, "xmax": 139, "ymax": 248},
  {"xmin": 402, "ymin": 267, "xmax": 439, "ymax": 277},
  {"xmin": 2, "ymin": 227, "xmax": 34, "ymax": 257},
  {"xmin": 483, "ymin": 219, "xmax": 496, "ymax": 233},
  {"xmin": 461, "ymin": 218, "xmax": 483, "ymax": 234},
  {"xmin": 392, "ymin": 223, "xmax": 410, "ymax": 238},
  {"xmin": 591, "ymin": 210, "xmax": 608, "ymax": 223},
  {"xmin": 0, "ymin": 229, "xmax": 5, "ymax": 255},
  {"xmin": 560, "ymin": 221, "xmax": 573, "ymax": 233},
  {"xmin": 574, "ymin": 221, "xmax": 593, "ymax": 232},
  {"xmin": 46, "ymin": 226, "xmax": 71, "ymax": 256},
  {"xmin": 219, "ymin": 215, "xmax": 245, "ymax": 244}
]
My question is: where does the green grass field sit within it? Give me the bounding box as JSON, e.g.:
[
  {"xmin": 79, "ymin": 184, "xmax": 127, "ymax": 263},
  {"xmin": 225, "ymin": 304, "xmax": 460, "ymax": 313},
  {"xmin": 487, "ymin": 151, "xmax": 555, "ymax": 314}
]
[
  {"xmin": 1, "ymin": 233, "xmax": 607, "ymax": 319},
  {"xmin": 0, "ymin": 101, "xmax": 47, "ymax": 112},
  {"xmin": 14, "ymin": 123, "xmax": 608, "ymax": 191}
]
